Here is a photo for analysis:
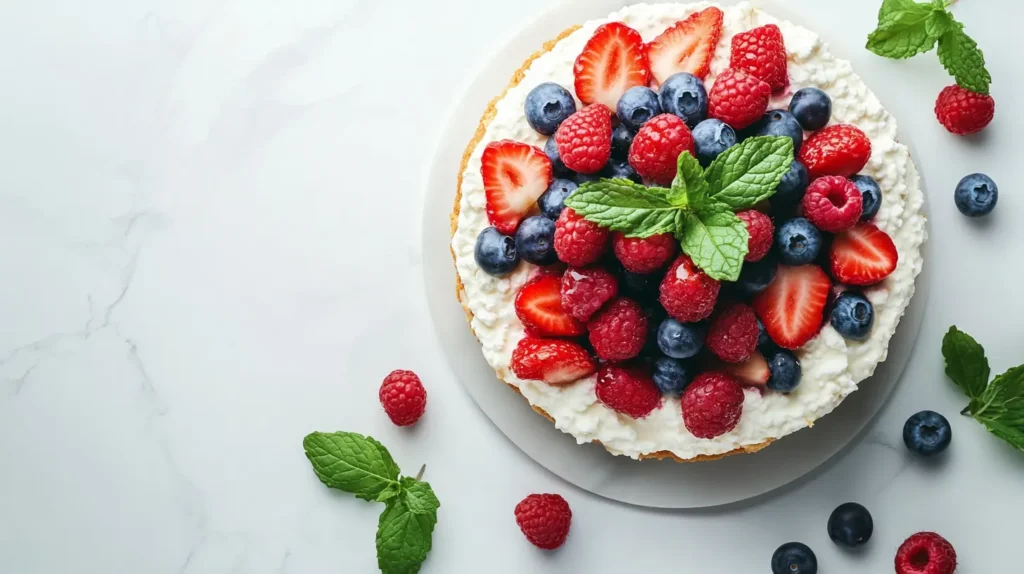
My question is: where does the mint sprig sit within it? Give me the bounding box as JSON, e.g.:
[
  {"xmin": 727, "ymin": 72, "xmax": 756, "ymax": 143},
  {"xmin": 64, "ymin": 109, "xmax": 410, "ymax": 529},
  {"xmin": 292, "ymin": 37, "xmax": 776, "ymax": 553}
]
[{"xmin": 304, "ymin": 432, "xmax": 439, "ymax": 573}]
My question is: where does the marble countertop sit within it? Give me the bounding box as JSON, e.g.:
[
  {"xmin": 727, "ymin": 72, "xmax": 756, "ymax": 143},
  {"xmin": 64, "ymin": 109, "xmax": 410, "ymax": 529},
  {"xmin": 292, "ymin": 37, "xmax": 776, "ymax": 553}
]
[{"xmin": 1, "ymin": 0, "xmax": 1021, "ymax": 572}]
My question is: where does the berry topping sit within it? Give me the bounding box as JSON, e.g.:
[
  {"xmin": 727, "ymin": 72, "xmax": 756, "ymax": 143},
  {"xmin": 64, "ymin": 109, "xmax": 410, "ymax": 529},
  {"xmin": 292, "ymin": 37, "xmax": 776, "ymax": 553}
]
[
  {"xmin": 612, "ymin": 232, "xmax": 677, "ymax": 273},
  {"xmin": 828, "ymin": 503, "xmax": 873, "ymax": 548},
  {"xmin": 379, "ymin": 370, "xmax": 427, "ymax": 426},
  {"xmin": 587, "ymin": 297, "xmax": 648, "ymax": 361},
  {"xmin": 903, "ymin": 410, "xmax": 952, "ymax": 457},
  {"xmin": 830, "ymin": 291, "xmax": 874, "ymax": 340},
  {"xmin": 681, "ymin": 371, "xmax": 745, "ymax": 439},
  {"xmin": 775, "ymin": 160, "xmax": 810, "ymax": 205},
  {"xmin": 628, "ymin": 113, "xmax": 696, "ymax": 185},
  {"xmin": 652, "ymin": 357, "xmax": 693, "ymax": 395},
  {"xmin": 474, "ymin": 227, "xmax": 520, "ymax": 277},
  {"xmin": 736, "ymin": 209, "xmax": 774, "ymax": 262},
  {"xmin": 482, "ymin": 140, "xmax": 554, "ymax": 234},
  {"xmin": 574, "ymin": 22, "xmax": 650, "ymax": 111},
  {"xmin": 595, "ymin": 363, "xmax": 662, "ymax": 418},
  {"xmin": 706, "ymin": 302, "xmax": 759, "ymax": 363},
  {"xmin": 561, "ymin": 266, "xmax": 618, "ymax": 322},
  {"xmin": 752, "ymin": 109, "xmax": 803, "ymax": 152},
  {"xmin": 515, "ymin": 215, "xmax": 558, "ymax": 265},
  {"xmin": 766, "ymin": 348, "xmax": 802, "ymax": 393},
  {"xmin": 511, "ymin": 338, "xmax": 597, "ymax": 384},
  {"xmin": 658, "ymin": 72, "xmax": 709, "ymax": 127},
  {"xmin": 776, "ymin": 218, "xmax": 822, "ymax": 266},
  {"xmin": 789, "ymin": 87, "xmax": 832, "ymax": 131},
  {"xmin": 771, "ymin": 542, "xmax": 818, "ymax": 574},
  {"xmin": 895, "ymin": 532, "xmax": 956, "ymax": 574},
  {"xmin": 708, "ymin": 68, "xmax": 772, "ymax": 130},
  {"xmin": 850, "ymin": 175, "xmax": 881, "ymax": 221},
  {"xmin": 611, "ymin": 124, "xmax": 635, "ymax": 160},
  {"xmin": 935, "ymin": 84, "xmax": 994, "ymax": 136},
  {"xmin": 656, "ymin": 317, "xmax": 706, "ymax": 359},
  {"xmin": 738, "ymin": 256, "xmax": 778, "ymax": 296},
  {"xmin": 691, "ymin": 118, "xmax": 736, "ymax": 165},
  {"xmin": 538, "ymin": 179, "xmax": 578, "ymax": 220},
  {"xmin": 647, "ymin": 7, "xmax": 723, "ymax": 84},
  {"xmin": 753, "ymin": 264, "xmax": 831, "ymax": 350},
  {"xmin": 554, "ymin": 208, "xmax": 610, "ymax": 266},
  {"xmin": 721, "ymin": 350, "xmax": 771, "ymax": 388},
  {"xmin": 829, "ymin": 223, "xmax": 898, "ymax": 286},
  {"xmin": 799, "ymin": 124, "xmax": 872, "ymax": 179},
  {"xmin": 600, "ymin": 159, "xmax": 641, "ymax": 183},
  {"xmin": 514, "ymin": 493, "xmax": 572, "ymax": 550},
  {"xmin": 730, "ymin": 24, "xmax": 788, "ymax": 92},
  {"xmin": 515, "ymin": 274, "xmax": 586, "ymax": 337},
  {"xmin": 802, "ymin": 176, "xmax": 864, "ymax": 233},
  {"xmin": 525, "ymin": 82, "xmax": 578, "ymax": 136},
  {"xmin": 544, "ymin": 137, "xmax": 572, "ymax": 179},
  {"xmin": 954, "ymin": 172, "xmax": 998, "ymax": 217},
  {"xmin": 617, "ymin": 86, "xmax": 662, "ymax": 131},
  {"xmin": 554, "ymin": 104, "xmax": 613, "ymax": 175},
  {"xmin": 659, "ymin": 254, "xmax": 720, "ymax": 323}
]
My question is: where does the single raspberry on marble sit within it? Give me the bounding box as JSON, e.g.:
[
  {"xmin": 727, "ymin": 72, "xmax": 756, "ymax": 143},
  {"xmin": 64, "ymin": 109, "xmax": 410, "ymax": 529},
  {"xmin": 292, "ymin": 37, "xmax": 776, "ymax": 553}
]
[
  {"xmin": 935, "ymin": 84, "xmax": 994, "ymax": 136},
  {"xmin": 587, "ymin": 297, "xmax": 648, "ymax": 361},
  {"xmin": 554, "ymin": 208, "xmax": 610, "ymax": 267},
  {"xmin": 612, "ymin": 232, "xmax": 677, "ymax": 273},
  {"xmin": 736, "ymin": 209, "xmax": 774, "ymax": 262},
  {"xmin": 379, "ymin": 370, "xmax": 427, "ymax": 426},
  {"xmin": 895, "ymin": 532, "xmax": 957, "ymax": 574},
  {"xmin": 682, "ymin": 371, "xmax": 745, "ymax": 438},
  {"xmin": 514, "ymin": 493, "xmax": 572, "ymax": 550}
]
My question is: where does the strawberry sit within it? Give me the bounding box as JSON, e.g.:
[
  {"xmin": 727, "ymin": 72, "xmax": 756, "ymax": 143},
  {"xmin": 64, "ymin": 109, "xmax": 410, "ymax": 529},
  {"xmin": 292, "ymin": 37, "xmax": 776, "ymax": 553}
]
[
  {"xmin": 482, "ymin": 140, "xmax": 553, "ymax": 234},
  {"xmin": 707, "ymin": 68, "xmax": 772, "ymax": 130},
  {"xmin": 574, "ymin": 22, "xmax": 650, "ymax": 111},
  {"xmin": 752, "ymin": 264, "xmax": 831, "ymax": 350},
  {"xmin": 515, "ymin": 275, "xmax": 587, "ymax": 337},
  {"xmin": 722, "ymin": 351, "xmax": 771, "ymax": 388},
  {"xmin": 799, "ymin": 124, "xmax": 872, "ymax": 179},
  {"xmin": 554, "ymin": 104, "xmax": 613, "ymax": 175},
  {"xmin": 647, "ymin": 7, "xmax": 724, "ymax": 85},
  {"xmin": 730, "ymin": 24, "xmax": 788, "ymax": 92},
  {"xmin": 829, "ymin": 223, "xmax": 898, "ymax": 286},
  {"xmin": 511, "ymin": 338, "xmax": 597, "ymax": 384}
]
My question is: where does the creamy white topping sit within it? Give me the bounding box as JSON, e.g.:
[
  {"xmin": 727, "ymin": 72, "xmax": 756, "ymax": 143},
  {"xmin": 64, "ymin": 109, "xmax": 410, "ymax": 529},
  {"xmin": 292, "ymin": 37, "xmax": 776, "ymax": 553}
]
[{"xmin": 451, "ymin": 2, "xmax": 927, "ymax": 460}]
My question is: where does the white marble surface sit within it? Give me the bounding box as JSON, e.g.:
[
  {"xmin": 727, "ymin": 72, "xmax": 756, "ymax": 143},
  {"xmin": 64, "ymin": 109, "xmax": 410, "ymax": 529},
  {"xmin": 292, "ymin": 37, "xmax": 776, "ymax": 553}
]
[{"xmin": 0, "ymin": 0, "xmax": 1021, "ymax": 572}]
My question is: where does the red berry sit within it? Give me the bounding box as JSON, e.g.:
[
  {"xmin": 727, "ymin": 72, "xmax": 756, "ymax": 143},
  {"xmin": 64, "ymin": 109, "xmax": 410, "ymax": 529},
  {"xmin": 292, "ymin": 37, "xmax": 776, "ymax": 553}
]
[
  {"xmin": 554, "ymin": 104, "xmax": 613, "ymax": 174},
  {"xmin": 659, "ymin": 255, "xmax": 720, "ymax": 323},
  {"xmin": 515, "ymin": 274, "xmax": 587, "ymax": 337},
  {"xmin": 799, "ymin": 124, "xmax": 872, "ymax": 179},
  {"xmin": 753, "ymin": 264, "xmax": 831, "ymax": 350},
  {"xmin": 736, "ymin": 209, "xmax": 774, "ymax": 262},
  {"xmin": 554, "ymin": 208, "xmax": 610, "ymax": 266},
  {"xmin": 708, "ymin": 68, "xmax": 771, "ymax": 130},
  {"xmin": 720, "ymin": 350, "xmax": 770, "ymax": 388},
  {"xmin": 595, "ymin": 364, "xmax": 662, "ymax": 419},
  {"xmin": 935, "ymin": 85, "xmax": 994, "ymax": 136},
  {"xmin": 802, "ymin": 176, "xmax": 864, "ymax": 233},
  {"xmin": 628, "ymin": 114, "xmax": 696, "ymax": 185},
  {"xmin": 730, "ymin": 24, "xmax": 788, "ymax": 92},
  {"xmin": 587, "ymin": 297, "xmax": 648, "ymax": 361},
  {"xmin": 481, "ymin": 140, "xmax": 553, "ymax": 234},
  {"xmin": 646, "ymin": 7, "xmax": 724, "ymax": 84},
  {"xmin": 706, "ymin": 302, "xmax": 759, "ymax": 363},
  {"xmin": 561, "ymin": 266, "xmax": 618, "ymax": 322},
  {"xmin": 612, "ymin": 232, "xmax": 677, "ymax": 273},
  {"xmin": 574, "ymin": 22, "xmax": 650, "ymax": 111},
  {"xmin": 895, "ymin": 532, "xmax": 957, "ymax": 574},
  {"xmin": 682, "ymin": 372, "xmax": 745, "ymax": 438},
  {"xmin": 829, "ymin": 223, "xmax": 898, "ymax": 286},
  {"xmin": 379, "ymin": 370, "xmax": 427, "ymax": 426},
  {"xmin": 515, "ymin": 493, "xmax": 572, "ymax": 550},
  {"xmin": 511, "ymin": 338, "xmax": 597, "ymax": 385}
]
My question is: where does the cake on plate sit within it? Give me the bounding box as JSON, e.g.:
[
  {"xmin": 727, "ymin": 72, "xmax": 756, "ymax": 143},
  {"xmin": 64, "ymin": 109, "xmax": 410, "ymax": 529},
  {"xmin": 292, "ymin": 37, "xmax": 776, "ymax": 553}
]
[{"xmin": 450, "ymin": 1, "xmax": 926, "ymax": 461}]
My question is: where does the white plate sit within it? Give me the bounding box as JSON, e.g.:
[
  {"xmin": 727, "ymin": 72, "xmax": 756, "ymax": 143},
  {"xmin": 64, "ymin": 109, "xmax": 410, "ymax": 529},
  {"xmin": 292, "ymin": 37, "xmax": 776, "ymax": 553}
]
[{"xmin": 419, "ymin": 0, "xmax": 930, "ymax": 509}]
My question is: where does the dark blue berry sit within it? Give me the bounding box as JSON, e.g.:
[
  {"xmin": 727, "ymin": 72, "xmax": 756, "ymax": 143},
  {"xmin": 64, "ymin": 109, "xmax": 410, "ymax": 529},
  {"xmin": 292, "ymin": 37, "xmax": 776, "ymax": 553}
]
[
  {"xmin": 656, "ymin": 318, "xmax": 705, "ymax": 359},
  {"xmin": 738, "ymin": 256, "xmax": 777, "ymax": 296},
  {"xmin": 525, "ymin": 82, "xmax": 576, "ymax": 136},
  {"xmin": 830, "ymin": 292, "xmax": 874, "ymax": 340},
  {"xmin": 617, "ymin": 86, "xmax": 662, "ymax": 131},
  {"xmin": 575, "ymin": 171, "xmax": 602, "ymax": 185},
  {"xmin": 756, "ymin": 318, "xmax": 772, "ymax": 348},
  {"xmin": 776, "ymin": 218, "xmax": 822, "ymax": 266},
  {"xmin": 827, "ymin": 503, "xmax": 873, "ymax": 548},
  {"xmin": 544, "ymin": 137, "xmax": 573, "ymax": 178},
  {"xmin": 771, "ymin": 542, "xmax": 817, "ymax": 574},
  {"xmin": 692, "ymin": 119, "xmax": 737, "ymax": 166},
  {"xmin": 775, "ymin": 161, "xmax": 810, "ymax": 205},
  {"xmin": 601, "ymin": 159, "xmax": 642, "ymax": 183},
  {"xmin": 514, "ymin": 216, "xmax": 557, "ymax": 265},
  {"xmin": 754, "ymin": 109, "xmax": 804, "ymax": 153},
  {"xmin": 612, "ymin": 124, "xmax": 635, "ymax": 160},
  {"xmin": 850, "ymin": 175, "xmax": 882, "ymax": 221},
  {"xmin": 537, "ymin": 179, "xmax": 578, "ymax": 220},
  {"xmin": 474, "ymin": 227, "xmax": 519, "ymax": 276},
  {"xmin": 789, "ymin": 87, "xmax": 832, "ymax": 131},
  {"xmin": 954, "ymin": 173, "xmax": 998, "ymax": 217},
  {"xmin": 766, "ymin": 349, "xmax": 801, "ymax": 393},
  {"xmin": 652, "ymin": 357, "xmax": 693, "ymax": 395},
  {"xmin": 658, "ymin": 72, "xmax": 708, "ymax": 127},
  {"xmin": 620, "ymin": 270, "xmax": 658, "ymax": 302},
  {"xmin": 903, "ymin": 410, "xmax": 952, "ymax": 456}
]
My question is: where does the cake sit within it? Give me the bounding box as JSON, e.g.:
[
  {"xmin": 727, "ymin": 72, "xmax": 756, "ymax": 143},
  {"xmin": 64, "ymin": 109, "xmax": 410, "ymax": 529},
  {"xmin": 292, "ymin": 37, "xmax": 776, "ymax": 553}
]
[{"xmin": 450, "ymin": 1, "xmax": 926, "ymax": 461}]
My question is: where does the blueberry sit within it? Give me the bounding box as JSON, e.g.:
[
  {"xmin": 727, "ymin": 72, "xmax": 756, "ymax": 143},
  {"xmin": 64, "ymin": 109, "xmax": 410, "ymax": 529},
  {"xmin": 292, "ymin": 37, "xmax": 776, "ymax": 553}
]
[
  {"xmin": 903, "ymin": 410, "xmax": 952, "ymax": 456},
  {"xmin": 621, "ymin": 270, "xmax": 658, "ymax": 301},
  {"xmin": 766, "ymin": 349, "xmax": 801, "ymax": 393},
  {"xmin": 652, "ymin": 357, "xmax": 693, "ymax": 395},
  {"xmin": 754, "ymin": 109, "xmax": 804, "ymax": 153},
  {"xmin": 827, "ymin": 502, "xmax": 874, "ymax": 548},
  {"xmin": 756, "ymin": 318, "xmax": 772, "ymax": 348},
  {"xmin": 657, "ymin": 318, "xmax": 705, "ymax": 359},
  {"xmin": 544, "ymin": 137, "xmax": 573, "ymax": 178},
  {"xmin": 514, "ymin": 216, "xmax": 557, "ymax": 265},
  {"xmin": 692, "ymin": 119, "xmax": 737, "ymax": 165},
  {"xmin": 602, "ymin": 159, "xmax": 642, "ymax": 183},
  {"xmin": 575, "ymin": 171, "xmax": 602, "ymax": 185},
  {"xmin": 738, "ymin": 257, "xmax": 777, "ymax": 296},
  {"xmin": 775, "ymin": 161, "xmax": 810, "ymax": 205},
  {"xmin": 474, "ymin": 227, "xmax": 520, "ymax": 276},
  {"xmin": 612, "ymin": 124, "xmax": 635, "ymax": 160},
  {"xmin": 830, "ymin": 292, "xmax": 874, "ymax": 340},
  {"xmin": 776, "ymin": 218, "xmax": 822, "ymax": 265},
  {"xmin": 850, "ymin": 175, "xmax": 882, "ymax": 221},
  {"xmin": 525, "ymin": 82, "xmax": 577, "ymax": 136},
  {"xmin": 954, "ymin": 173, "xmax": 998, "ymax": 217},
  {"xmin": 658, "ymin": 72, "xmax": 708, "ymax": 127},
  {"xmin": 789, "ymin": 87, "xmax": 832, "ymax": 131},
  {"xmin": 771, "ymin": 542, "xmax": 817, "ymax": 574},
  {"xmin": 617, "ymin": 86, "xmax": 662, "ymax": 131},
  {"xmin": 537, "ymin": 179, "xmax": 578, "ymax": 220}
]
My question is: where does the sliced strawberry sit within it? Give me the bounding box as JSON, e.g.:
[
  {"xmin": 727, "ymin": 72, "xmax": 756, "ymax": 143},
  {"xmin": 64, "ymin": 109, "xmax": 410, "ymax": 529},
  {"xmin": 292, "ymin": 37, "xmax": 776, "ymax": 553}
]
[
  {"xmin": 723, "ymin": 351, "xmax": 771, "ymax": 388},
  {"xmin": 574, "ymin": 22, "xmax": 650, "ymax": 111},
  {"xmin": 830, "ymin": 223, "xmax": 899, "ymax": 286},
  {"xmin": 511, "ymin": 338, "xmax": 597, "ymax": 384},
  {"xmin": 482, "ymin": 140, "xmax": 553, "ymax": 234},
  {"xmin": 753, "ymin": 265, "xmax": 831, "ymax": 350},
  {"xmin": 647, "ymin": 7, "xmax": 724, "ymax": 85},
  {"xmin": 515, "ymin": 275, "xmax": 587, "ymax": 337}
]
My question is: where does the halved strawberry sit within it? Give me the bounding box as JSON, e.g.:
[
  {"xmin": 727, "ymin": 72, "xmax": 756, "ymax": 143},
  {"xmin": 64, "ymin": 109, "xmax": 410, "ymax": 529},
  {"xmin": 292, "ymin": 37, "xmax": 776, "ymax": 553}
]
[
  {"xmin": 482, "ymin": 140, "xmax": 553, "ymax": 234},
  {"xmin": 753, "ymin": 265, "xmax": 831, "ymax": 350},
  {"xmin": 515, "ymin": 275, "xmax": 587, "ymax": 337},
  {"xmin": 511, "ymin": 338, "xmax": 597, "ymax": 384},
  {"xmin": 574, "ymin": 22, "xmax": 650, "ymax": 111},
  {"xmin": 723, "ymin": 351, "xmax": 771, "ymax": 388},
  {"xmin": 647, "ymin": 7, "xmax": 724, "ymax": 85},
  {"xmin": 830, "ymin": 223, "xmax": 899, "ymax": 286}
]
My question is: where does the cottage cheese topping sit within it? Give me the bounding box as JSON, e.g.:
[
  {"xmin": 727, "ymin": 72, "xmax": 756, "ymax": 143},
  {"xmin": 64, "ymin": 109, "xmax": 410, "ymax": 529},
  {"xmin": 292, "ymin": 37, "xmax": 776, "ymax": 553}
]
[{"xmin": 451, "ymin": 2, "xmax": 927, "ymax": 460}]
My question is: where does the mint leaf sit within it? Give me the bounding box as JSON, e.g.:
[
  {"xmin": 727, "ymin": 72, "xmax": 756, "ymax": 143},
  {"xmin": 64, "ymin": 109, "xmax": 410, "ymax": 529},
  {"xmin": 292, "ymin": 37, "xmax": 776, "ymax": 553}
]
[
  {"xmin": 703, "ymin": 137, "xmax": 794, "ymax": 210},
  {"xmin": 303, "ymin": 431, "xmax": 401, "ymax": 502},
  {"xmin": 668, "ymin": 152, "xmax": 706, "ymax": 208},
  {"xmin": 924, "ymin": 9, "xmax": 952, "ymax": 38},
  {"xmin": 679, "ymin": 208, "xmax": 748, "ymax": 281},
  {"xmin": 866, "ymin": 0, "xmax": 944, "ymax": 59},
  {"xmin": 937, "ymin": 22, "xmax": 991, "ymax": 94},
  {"xmin": 941, "ymin": 326, "xmax": 990, "ymax": 399},
  {"xmin": 398, "ymin": 477, "xmax": 440, "ymax": 514},
  {"xmin": 969, "ymin": 365, "xmax": 1024, "ymax": 452},
  {"xmin": 564, "ymin": 180, "xmax": 684, "ymax": 238},
  {"xmin": 376, "ymin": 480, "xmax": 439, "ymax": 574}
]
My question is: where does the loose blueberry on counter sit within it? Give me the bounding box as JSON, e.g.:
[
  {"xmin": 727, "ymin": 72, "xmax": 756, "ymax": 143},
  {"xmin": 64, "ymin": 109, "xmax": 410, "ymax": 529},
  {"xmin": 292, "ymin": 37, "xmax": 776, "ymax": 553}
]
[
  {"xmin": 525, "ymin": 82, "xmax": 577, "ymax": 136},
  {"xmin": 827, "ymin": 502, "xmax": 874, "ymax": 548},
  {"xmin": 474, "ymin": 227, "xmax": 520, "ymax": 276},
  {"xmin": 652, "ymin": 357, "xmax": 693, "ymax": 395},
  {"xmin": 776, "ymin": 218, "xmax": 822, "ymax": 266},
  {"xmin": 537, "ymin": 179, "xmax": 578, "ymax": 220},
  {"xmin": 658, "ymin": 72, "xmax": 708, "ymax": 127},
  {"xmin": 954, "ymin": 173, "xmax": 998, "ymax": 217},
  {"xmin": 850, "ymin": 175, "xmax": 882, "ymax": 221},
  {"xmin": 617, "ymin": 86, "xmax": 662, "ymax": 131},
  {"xmin": 612, "ymin": 124, "xmax": 635, "ymax": 160},
  {"xmin": 657, "ymin": 318, "xmax": 705, "ymax": 359},
  {"xmin": 514, "ymin": 216, "xmax": 557, "ymax": 265},
  {"xmin": 692, "ymin": 119, "xmax": 737, "ymax": 165},
  {"xmin": 602, "ymin": 159, "xmax": 642, "ymax": 183},
  {"xmin": 789, "ymin": 87, "xmax": 832, "ymax": 131},
  {"xmin": 775, "ymin": 161, "xmax": 810, "ymax": 205},
  {"xmin": 766, "ymin": 349, "xmax": 801, "ymax": 393},
  {"xmin": 830, "ymin": 292, "xmax": 874, "ymax": 340},
  {"xmin": 903, "ymin": 410, "xmax": 952, "ymax": 456},
  {"xmin": 753, "ymin": 109, "xmax": 804, "ymax": 153},
  {"xmin": 771, "ymin": 542, "xmax": 817, "ymax": 574},
  {"xmin": 544, "ymin": 137, "xmax": 573, "ymax": 179},
  {"xmin": 756, "ymin": 318, "xmax": 772, "ymax": 348},
  {"xmin": 738, "ymin": 256, "xmax": 778, "ymax": 296}
]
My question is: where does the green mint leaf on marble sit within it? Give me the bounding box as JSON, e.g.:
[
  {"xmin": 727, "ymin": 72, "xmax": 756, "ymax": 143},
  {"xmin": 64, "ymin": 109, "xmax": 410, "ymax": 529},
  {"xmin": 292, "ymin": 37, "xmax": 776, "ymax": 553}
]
[
  {"xmin": 376, "ymin": 479, "xmax": 440, "ymax": 574},
  {"xmin": 668, "ymin": 151, "xmax": 707, "ymax": 208},
  {"xmin": 679, "ymin": 207, "xmax": 749, "ymax": 282},
  {"xmin": 937, "ymin": 21, "xmax": 991, "ymax": 94},
  {"xmin": 564, "ymin": 179, "xmax": 683, "ymax": 238},
  {"xmin": 703, "ymin": 136, "xmax": 794, "ymax": 210},
  {"xmin": 303, "ymin": 431, "xmax": 401, "ymax": 501},
  {"xmin": 942, "ymin": 326, "xmax": 990, "ymax": 399},
  {"xmin": 867, "ymin": 0, "xmax": 944, "ymax": 59}
]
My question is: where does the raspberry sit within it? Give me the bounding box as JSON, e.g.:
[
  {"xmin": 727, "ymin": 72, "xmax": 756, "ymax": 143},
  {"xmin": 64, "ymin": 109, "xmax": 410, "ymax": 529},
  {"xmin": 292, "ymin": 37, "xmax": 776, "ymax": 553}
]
[
  {"xmin": 554, "ymin": 208, "xmax": 610, "ymax": 266},
  {"xmin": 895, "ymin": 532, "xmax": 957, "ymax": 574},
  {"xmin": 708, "ymin": 68, "xmax": 771, "ymax": 130},
  {"xmin": 379, "ymin": 370, "xmax": 427, "ymax": 426},
  {"xmin": 799, "ymin": 124, "xmax": 872, "ymax": 179},
  {"xmin": 595, "ymin": 364, "xmax": 662, "ymax": 418},
  {"xmin": 554, "ymin": 104, "xmax": 613, "ymax": 174},
  {"xmin": 736, "ymin": 210, "xmax": 774, "ymax": 262},
  {"xmin": 802, "ymin": 176, "xmax": 864, "ymax": 233},
  {"xmin": 514, "ymin": 493, "xmax": 572, "ymax": 550},
  {"xmin": 659, "ymin": 255, "xmax": 720, "ymax": 323},
  {"xmin": 935, "ymin": 85, "xmax": 995, "ymax": 136},
  {"xmin": 612, "ymin": 232, "xmax": 677, "ymax": 273},
  {"xmin": 730, "ymin": 24, "xmax": 788, "ymax": 92},
  {"xmin": 561, "ymin": 266, "xmax": 618, "ymax": 321},
  {"xmin": 681, "ymin": 372, "xmax": 745, "ymax": 439},
  {"xmin": 706, "ymin": 302, "xmax": 759, "ymax": 363},
  {"xmin": 628, "ymin": 114, "xmax": 696, "ymax": 185},
  {"xmin": 587, "ymin": 297, "xmax": 648, "ymax": 361}
]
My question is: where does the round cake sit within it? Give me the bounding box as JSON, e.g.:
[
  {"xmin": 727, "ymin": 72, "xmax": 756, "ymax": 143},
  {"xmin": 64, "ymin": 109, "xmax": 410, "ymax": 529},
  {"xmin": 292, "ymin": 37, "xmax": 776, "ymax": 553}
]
[{"xmin": 450, "ymin": 1, "xmax": 926, "ymax": 461}]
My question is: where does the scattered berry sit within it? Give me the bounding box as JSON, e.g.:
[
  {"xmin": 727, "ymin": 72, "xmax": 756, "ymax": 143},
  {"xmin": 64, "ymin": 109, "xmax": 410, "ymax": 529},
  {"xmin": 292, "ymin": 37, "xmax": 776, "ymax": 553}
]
[
  {"xmin": 850, "ymin": 175, "xmax": 882, "ymax": 221},
  {"xmin": 575, "ymin": 22, "xmax": 650, "ymax": 111},
  {"xmin": 721, "ymin": 350, "xmax": 771, "ymax": 387},
  {"xmin": 789, "ymin": 87, "xmax": 832, "ymax": 131},
  {"xmin": 753, "ymin": 264, "xmax": 831, "ymax": 350},
  {"xmin": 515, "ymin": 216, "xmax": 558, "ymax": 265},
  {"xmin": 652, "ymin": 356, "xmax": 693, "ymax": 395},
  {"xmin": 647, "ymin": 7, "xmax": 724, "ymax": 84},
  {"xmin": 828, "ymin": 502, "xmax": 873, "ymax": 548},
  {"xmin": 525, "ymin": 82, "xmax": 577, "ymax": 136},
  {"xmin": 799, "ymin": 124, "xmax": 871, "ymax": 179},
  {"xmin": 753, "ymin": 109, "xmax": 803, "ymax": 152},
  {"xmin": 954, "ymin": 172, "xmax": 998, "ymax": 217},
  {"xmin": 574, "ymin": 171, "xmax": 601, "ymax": 185},
  {"xmin": 706, "ymin": 302, "xmax": 759, "ymax": 363},
  {"xmin": 538, "ymin": 179, "xmax": 578, "ymax": 220},
  {"xmin": 776, "ymin": 218, "xmax": 822, "ymax": 266},
  {"xmin": 555, "ymin": 104, "xmax": 613, "ymax": 175},
  {"xmin": 561, "ymin": 266, "xmax": 618, "ymax": 321},
  {"xmin": 482, "ymin": 140, "xmax": 554, "ymax": 234},
  {"xmin": 737, "ymin": 209, "xmax": 774, "ymax": 262},
  {"xmin": 771, "ymin": 542, "xmax": 818, "ymax": 574},
  {"xmin": 657, "ymin": 317, "xmax": 706, "ymax": 359},
  {"xmin": 588, "ymin": 297, "xmax": 648, "ymax": 361},
  {"xmin": 659, "ymin": 255, "xmax": 721, "ymax": 322},
  {"xmin": 830, "ymin": 291, "xmax": 874, "ymax": 340},
  {"xmin": 511, "ymin": 338, "xmax": 597, "ymax": 384},
  {"xmin": 738, "ymin": 256, "xmax": 778, "ymax": 296},
  {"xmin": 708, "ymin": 68, "xmax": 772, "ymax": 130},
  {"xmin": 658, "ymin": 72, "xmax": 709, "ymax": 127},
  {"xmin": 596, "ymin": 363, "xmax": 662, "ymax": 418},
  {"xmin": 903, "ymin": 410, "xmax": 952, "ymax": 457},
  {"xmin": 682, "ymin": 371, "xmax": 745, "ymax": 438},
  {"xmin": 611, "ymin": 124, "xmax": 635, "ymax": 160},
  {"xmin": 474, "ymin": 227, "xmax": 520, "ymax": 277},
  {"xmin": 379, "ymin": 370, "xmax": 427, "ymax": 426},
  {"xmin": 692, "ymin": 118, "xmax": 736, "ymax": 165},
  {"xmin": 766, "ymin": 348, "xmax": 801, "ymax": 392},
  {"xmin": 620, "ymin": 269, "xmax": 659, "ymax": 302},
  {"xmin": 544, "ymin": 137, "xmax": 572, "ymax": 179},
  {"xmin": 775, "ymin": 160, "xmax": 810, "ymax": 205},
  {"xmin": 554, "ymin": 208, "xmax": 610, "ymax": 266},
  {"xmin": 895, "ymin": 532, "xmax": 956, "ymax": 574},
  {"xmin": 730, "ymin": 24, "xmax": 788, "ymax": 91},
  {"xmin": 628, "ymin": 113, "xmax": 696, "ymax": 185},
  {"xmin": 829, "ymin": 223, "xmax": 898, "ymax": 286},
  {"xmin": 802, "ymin": 176, "xmax": 864, "ymax": 233},
  {"xmin": 514, "ymin": 493, "xmax": 572, "ymax": 550},
  {"xmin": 617, "ymin": 86, "xmax": 662, "ymax": 131},
  {"xmin": 612, "ymin": 232, "xmax": 677, "ymax": 273},
  {"xmin": 935, "ymin": 84, "xmax": 994, "ymax": 136},
  {"xmin": 515, "ymin": 274, "xmax": 586, "ymax": 337},
  {"xmin": 601, "ymin": 159, "xmax": 642, "ymax": 183}
]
